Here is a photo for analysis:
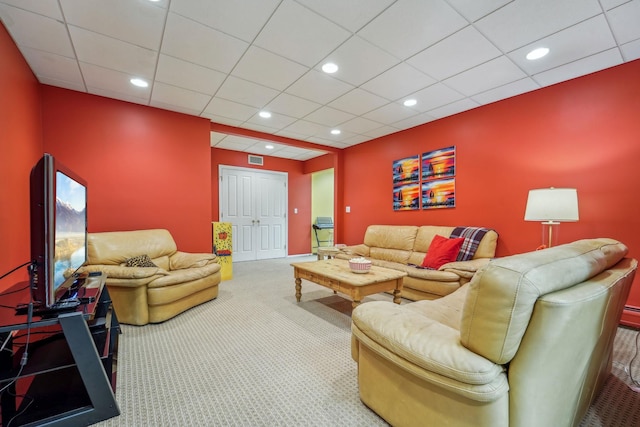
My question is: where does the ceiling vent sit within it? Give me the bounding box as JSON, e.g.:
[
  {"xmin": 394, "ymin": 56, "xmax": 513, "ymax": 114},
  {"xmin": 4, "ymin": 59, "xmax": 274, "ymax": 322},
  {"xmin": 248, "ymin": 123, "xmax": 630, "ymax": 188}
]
[{"xmin": 248, "ymin": 154, "xmax": 264, "ymax": 166}]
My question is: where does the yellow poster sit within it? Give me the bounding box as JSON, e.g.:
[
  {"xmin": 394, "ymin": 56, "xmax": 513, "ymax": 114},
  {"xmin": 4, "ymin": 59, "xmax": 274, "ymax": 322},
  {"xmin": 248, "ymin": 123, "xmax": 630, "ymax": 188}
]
[{"xmin": 212, "ymin": 222, "xmax": 232, "ymax": 281}]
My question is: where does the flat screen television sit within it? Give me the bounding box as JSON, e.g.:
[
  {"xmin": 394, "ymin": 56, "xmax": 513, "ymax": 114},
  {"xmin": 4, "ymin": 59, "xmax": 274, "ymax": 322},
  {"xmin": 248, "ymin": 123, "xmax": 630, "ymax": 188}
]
[{"xmin": 30, "ymin": 153, "xmax": 88, "ymax": 308}]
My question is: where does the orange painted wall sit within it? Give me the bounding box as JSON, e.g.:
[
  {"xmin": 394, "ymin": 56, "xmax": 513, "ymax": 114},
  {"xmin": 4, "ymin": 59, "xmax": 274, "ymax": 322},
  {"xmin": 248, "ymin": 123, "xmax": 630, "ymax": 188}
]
[
  {"xmin": 40, "ymin": 87, "xmax": 213, "ymax": 253},
  {"xmin": 0, "ymin": 23, "xmax": 42, "ymax": 292},
  {"xmin": 210, "ymin": 148, "xmax": 311, "ymax": 255},
  {"xmin": 342, "ymin": 59, "xmax": 640, "ymax": 318}
]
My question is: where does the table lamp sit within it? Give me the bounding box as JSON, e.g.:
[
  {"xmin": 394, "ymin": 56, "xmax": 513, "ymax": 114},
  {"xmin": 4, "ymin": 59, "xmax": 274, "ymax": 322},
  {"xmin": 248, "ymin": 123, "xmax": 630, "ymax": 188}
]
[{"xmin": 524, "ymin": 188, "xmax": 579, "ymax": 248}]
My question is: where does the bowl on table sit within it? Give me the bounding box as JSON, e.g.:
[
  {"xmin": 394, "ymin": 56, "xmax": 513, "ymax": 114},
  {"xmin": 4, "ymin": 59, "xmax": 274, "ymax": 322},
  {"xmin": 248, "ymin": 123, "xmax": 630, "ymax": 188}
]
[{"xmin": 349, "ymin": 257, "xmax": 372, "ymax": 274}]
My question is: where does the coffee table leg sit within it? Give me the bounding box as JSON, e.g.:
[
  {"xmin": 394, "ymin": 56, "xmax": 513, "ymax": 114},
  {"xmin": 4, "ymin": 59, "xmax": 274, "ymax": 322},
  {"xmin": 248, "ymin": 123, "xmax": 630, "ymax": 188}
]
[
  {"xmin": 393, "ymin": 288, "xmax": 402, "ymax": 304},
  {"xmin": 295, "ymin": 277, "xmax": 302, "ymax": 302},
  {"xmin": 352, "ymin": 299, "xmax": 361, "ymax": 309}
]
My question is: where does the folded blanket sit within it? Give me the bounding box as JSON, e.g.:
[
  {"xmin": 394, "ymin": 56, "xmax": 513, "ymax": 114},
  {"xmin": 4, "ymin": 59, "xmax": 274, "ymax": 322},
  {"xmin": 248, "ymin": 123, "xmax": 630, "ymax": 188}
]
[{"xmin": 450, "ymin": 227, "xmax": 492, "ymax": 261}]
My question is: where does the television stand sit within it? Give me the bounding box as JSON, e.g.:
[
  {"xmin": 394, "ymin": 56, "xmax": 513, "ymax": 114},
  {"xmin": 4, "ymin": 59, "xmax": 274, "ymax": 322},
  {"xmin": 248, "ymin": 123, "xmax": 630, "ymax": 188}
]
[{"xmin": 0, "ymin": 273, "xmax": 120, "ymax": 427}]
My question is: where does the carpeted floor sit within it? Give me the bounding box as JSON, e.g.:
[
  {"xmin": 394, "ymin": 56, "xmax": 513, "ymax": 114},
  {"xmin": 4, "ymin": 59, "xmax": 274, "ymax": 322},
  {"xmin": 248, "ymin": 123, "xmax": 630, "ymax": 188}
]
[{"xmin": 93, "ymin": 255, "xmax": 640, "ymax": 427}]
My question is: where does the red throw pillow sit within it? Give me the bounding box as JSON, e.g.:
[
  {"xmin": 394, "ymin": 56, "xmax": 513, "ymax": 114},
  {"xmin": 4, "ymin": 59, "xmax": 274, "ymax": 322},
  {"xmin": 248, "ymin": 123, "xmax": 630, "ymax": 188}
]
[{"xmin": 421, "ymin": 235, "xmax": 465, "ymax": 269}]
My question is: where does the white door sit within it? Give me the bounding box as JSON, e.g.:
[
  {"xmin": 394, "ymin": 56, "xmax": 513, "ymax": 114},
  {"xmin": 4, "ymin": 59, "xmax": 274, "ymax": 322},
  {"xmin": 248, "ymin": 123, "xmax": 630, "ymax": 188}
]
[{"xmin": 219, "ymin": 166, "xmax": 287, "ymax": 262}]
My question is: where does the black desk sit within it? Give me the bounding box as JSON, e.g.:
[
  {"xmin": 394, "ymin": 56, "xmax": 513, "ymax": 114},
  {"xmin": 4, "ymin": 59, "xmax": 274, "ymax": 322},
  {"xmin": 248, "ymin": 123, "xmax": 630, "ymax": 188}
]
[{"xmin": 0, "ymin": 274, "xmax": 120, "ymax": 427}]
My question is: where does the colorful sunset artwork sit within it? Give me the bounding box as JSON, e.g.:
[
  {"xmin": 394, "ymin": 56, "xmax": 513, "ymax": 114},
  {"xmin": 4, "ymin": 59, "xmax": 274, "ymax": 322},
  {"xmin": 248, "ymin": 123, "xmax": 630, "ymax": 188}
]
[
  {"xmin": 422, "ymin": 146, "xmax": 455, "ymax": 181},
  {"xmin": 421, "ymin": 178, "xmax": 455, "ymax": 209}
]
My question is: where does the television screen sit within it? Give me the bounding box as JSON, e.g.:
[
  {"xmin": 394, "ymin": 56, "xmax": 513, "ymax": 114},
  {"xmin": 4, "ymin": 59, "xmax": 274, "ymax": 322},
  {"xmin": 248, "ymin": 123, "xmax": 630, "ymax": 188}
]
[{"xmin": 53, "ymin": 171, "xmax": 87, "ymax": 293}]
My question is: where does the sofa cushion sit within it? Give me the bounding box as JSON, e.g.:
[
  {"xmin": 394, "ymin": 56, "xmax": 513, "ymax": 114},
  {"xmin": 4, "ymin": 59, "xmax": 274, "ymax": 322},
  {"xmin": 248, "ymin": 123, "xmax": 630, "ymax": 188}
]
[
  {"xmin": 88, "ymin": 229, "xmax": 178, "ymax": 265},
  {"xmin": 461, "ymin": 238, "xmax": 628, "ymax": 364},
  {"xmin": 421, "ymin": 235, "xmax": 464, "ymax": 269},
  {"xmin": 364, "ymin": 225, "xmax": 418, "ymax": 251}
]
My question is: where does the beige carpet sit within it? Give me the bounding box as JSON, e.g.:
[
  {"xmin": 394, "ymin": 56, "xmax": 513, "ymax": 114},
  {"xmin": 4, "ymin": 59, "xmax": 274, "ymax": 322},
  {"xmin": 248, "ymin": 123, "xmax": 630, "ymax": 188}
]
[{"xmin": 93, "ymin": 255, "xmax": 640, "ymax": 427}]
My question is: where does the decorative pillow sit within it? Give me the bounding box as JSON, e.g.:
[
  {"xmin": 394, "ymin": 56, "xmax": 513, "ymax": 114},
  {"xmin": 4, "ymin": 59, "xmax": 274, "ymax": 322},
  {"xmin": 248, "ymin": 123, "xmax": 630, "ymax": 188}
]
[
  {"xmin": 124, "ymin": 254, "xmax": 157, "ymax": 268},
  {"xmin": 422, "ymin": 235, "xmax": 465, "ymax": 269}
]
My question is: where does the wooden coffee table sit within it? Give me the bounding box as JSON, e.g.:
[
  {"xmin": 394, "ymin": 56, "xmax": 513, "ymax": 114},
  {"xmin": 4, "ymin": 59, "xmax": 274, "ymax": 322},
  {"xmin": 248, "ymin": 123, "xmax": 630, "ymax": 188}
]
[{"xmin": 291, "ymin": 259, "xmax": 406, "ymax": 308}]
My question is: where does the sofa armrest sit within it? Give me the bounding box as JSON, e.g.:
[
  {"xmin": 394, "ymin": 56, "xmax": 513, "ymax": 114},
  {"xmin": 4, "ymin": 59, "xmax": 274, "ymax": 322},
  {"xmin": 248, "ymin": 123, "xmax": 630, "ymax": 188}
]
[
  {"xmin": 340, "ymin": 244, "xmax": 370, "ymax": 257},
  {"xmin": 169, "ymin": 251, "xmax": 218, "ymax": 270},
  {"xmin": 80, "ymin": 264, "xmax": 169, "ymax": 281},
  {"xmin": 439, "ymin": 258, "xmax": 491, "ymax": 279}
]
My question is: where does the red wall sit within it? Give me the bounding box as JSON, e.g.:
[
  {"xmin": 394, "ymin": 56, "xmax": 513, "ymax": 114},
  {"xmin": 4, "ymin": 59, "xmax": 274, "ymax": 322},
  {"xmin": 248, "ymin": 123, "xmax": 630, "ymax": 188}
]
[
  {"xmin": 0, "ymin": 23, "xmax": 42, "ymax": 292},
  {"xmin": 341, "ymin": 59, "xmax": 640, "ymax": 322},
  {"xmin": 210, "ymin": 148, "xmax": 312, "ymax": 255},
  {"xmin": 40, "ymin": 87, "xmax": 213, "ymax": 253}
]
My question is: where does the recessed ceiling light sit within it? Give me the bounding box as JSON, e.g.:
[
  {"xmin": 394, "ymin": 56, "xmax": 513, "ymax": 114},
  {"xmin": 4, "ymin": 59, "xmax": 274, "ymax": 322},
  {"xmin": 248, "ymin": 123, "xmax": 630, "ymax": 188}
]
[
  {"xmin": 330, "ymin": 129, "xmax": 341, "ymax": 135},
  {"xmin": 259, "ymin": 111, "xmax": 271, "ymax": 118},
  {"xmin": 526, "ymin": 47, "xmax": 549, "ymax": 60},
  {"xmin": 403, "ymin": 99, "xmax": 417, "ymax": 107},
  {"xmin": 265, "ymin": 144, "xmax": 274, "ymax": 149},
  {"xmin": 322, "ymin": 62, "xmax": 338, "ymax": 74},
  {"xmin": 130, "ymin": 78, "xmax": 148, "ymax": 88}
]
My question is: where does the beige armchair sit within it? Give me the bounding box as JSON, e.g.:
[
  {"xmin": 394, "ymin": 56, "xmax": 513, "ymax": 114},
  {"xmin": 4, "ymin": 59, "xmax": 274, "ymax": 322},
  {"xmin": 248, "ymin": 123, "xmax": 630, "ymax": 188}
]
[
  {"xmin": 80, "ymin": 229, "xmax": 221, "ymax": 325},
  {"xmin": 351, "ymin": 238, "xmax": 637, "ymax": 427}
]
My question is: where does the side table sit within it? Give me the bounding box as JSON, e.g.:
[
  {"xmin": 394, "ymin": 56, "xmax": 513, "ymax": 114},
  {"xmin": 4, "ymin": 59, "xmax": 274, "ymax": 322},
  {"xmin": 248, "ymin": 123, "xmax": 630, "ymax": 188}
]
[{"xmin": 317, "ymin": 246, "xmax": 342, "ymax": 260}]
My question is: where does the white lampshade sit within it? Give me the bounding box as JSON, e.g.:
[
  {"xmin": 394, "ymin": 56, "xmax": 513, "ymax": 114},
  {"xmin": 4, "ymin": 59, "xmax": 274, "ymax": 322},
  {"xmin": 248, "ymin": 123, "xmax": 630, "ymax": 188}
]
[{"xmin": 524, "ymin": 188, "xmax": 579, "ymax": 223}]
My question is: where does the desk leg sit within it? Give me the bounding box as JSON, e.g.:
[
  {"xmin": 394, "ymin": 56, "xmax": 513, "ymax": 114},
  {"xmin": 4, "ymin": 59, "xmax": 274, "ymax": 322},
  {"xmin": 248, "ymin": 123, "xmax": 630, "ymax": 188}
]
[
  {"xmin": 295, "ymin": 277, "xmax": 302, "ymax": 302},
  {"xmin": 393, "ymin": 281, "xmax": 402, "ymax": 305}
]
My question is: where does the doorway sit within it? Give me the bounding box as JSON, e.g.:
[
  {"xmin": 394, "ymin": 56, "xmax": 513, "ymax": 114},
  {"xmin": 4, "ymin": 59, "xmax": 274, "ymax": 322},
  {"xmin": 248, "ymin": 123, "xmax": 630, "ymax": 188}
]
[{"xmin": 219, "ymin": 165, "xmax": 287, "ymax": 262}]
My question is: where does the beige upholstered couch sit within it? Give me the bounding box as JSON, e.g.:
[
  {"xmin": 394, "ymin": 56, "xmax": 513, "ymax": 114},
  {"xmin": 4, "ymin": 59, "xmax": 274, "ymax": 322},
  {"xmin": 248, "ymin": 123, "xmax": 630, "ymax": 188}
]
[
  {"xmin": 351, "ymin": 238, "xmax": 637, "ymax": 427},
  {"xmin": 80, "ymin": 229, "xmax": 221, "ymax": 325},
  {"xmin": 334, "ymin": 225, "xmax": 498, "ymax": 300}
]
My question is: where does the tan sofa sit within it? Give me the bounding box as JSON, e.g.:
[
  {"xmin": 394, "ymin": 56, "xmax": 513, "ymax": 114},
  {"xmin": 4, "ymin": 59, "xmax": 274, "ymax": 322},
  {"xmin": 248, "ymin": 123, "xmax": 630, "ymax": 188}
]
[
  {"xmin": 79, "ymin": 229, "xmax": 221, "ymax": 325},
  {"xmin": 351, "ymin": 238, "xmax": 637, "ymax": 427},
  {"xmin": 335, "ymin": 225, "xmax": 498, "ymax": 300}
]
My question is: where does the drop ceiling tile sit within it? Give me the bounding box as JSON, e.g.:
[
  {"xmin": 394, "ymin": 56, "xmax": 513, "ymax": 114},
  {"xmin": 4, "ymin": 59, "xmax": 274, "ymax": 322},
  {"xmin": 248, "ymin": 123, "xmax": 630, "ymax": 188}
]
[
  {"xmin": 621, "ymin": 38, "xmax": 640, "ymax": 61},
  {"xmin": 361, "ymin": 62, "xmax": 436, "ymax": 100},
  {"xmin": 471, "ymin": 77, "xmax": 539, "ymax": 105},
  {"xmin": 600, "ymin": 0, "xmax": 630, "ymax": 10},
  {"xmin": 275, "ymin": 129, "xmax": 312, "ymax": 141},
  {"xmin": 231, "ymin": 46, "xmax": 309, "ymax": 91},
  {"xmin": 362, "ymin": 102, "xmax": 418, "ymax": 125},
  {"xmin": 20, "ymin": 47, "xmax": 83, "ymax": 86},
  {"xmin": 392, "ymin": 111, "xmax": 437, "ymax": 130},
  {"xmin": 61, "ymin": 0, "xmax": 166, "ymax": 50},
  {"xmin": 475, "ymin": 0, "xmax": 602, "ymax": 52},
  {"xmin": 427, "ymin": 98, "xmax": 480, "ymax": 119},
  {"xmin": 341, "ymin": 134, "xmax": 372, "ymax": 146},
  {"xmin": 282, "ymin": 119, "xmax": 327, "ymax": 136},
  {"xmin": 0, "ymin": 5, "xmax": 74, "ymax": 57},
  {"xmin": 0, "ymin": 0, "xmax": 63, "ymax": 18},
  {"xmin": 444, "ymin": 56, "xmax": 527, "ymax": 96},
  {"xmin": 162, "ymin": 12, "xmax": 248, "ymax": 73},
  {"xmin": 509, "ymin": 15, "xmax": 617, "ymax": 75},
  {"xmin": 80, "ymin": 62, "xmax": 151, "ymax": 100},
  {"xmin": 245, "ymin": 111, "xmax": 297, "ymax": 130},
  {"xmin": 321, "ymin": 35, "xmax": 400, "ymax": 86},
  {"xmin": 338, "ymin": 117, "xmax": 385, "ymax": 134},
  {"xmin": 305, "ymin": 136, "xmax": 348, "ymax": 148},
  {"xmin": 446, "ymin": 0, "xmax": 513, "ymax": 22},
  {"xmin": 408, "ymin": 83, "xmax": 465, "ymax": 112},
  {"xmin": 201, "ymin": 113, "xmax": 244, "ymax": 128},
  {"xmin": 70, "ymin": 26, "xmax": 156, "ymax": 79},
  {"xmin": 264, "ymin": 93, "xmax": 321, "ymax": 118},
  {"xmin": 296, "ymin": 0, "xmax": 395, "ymax": 32},
  {"xmin": 304, "ymin": 106, "xmax": 355, "ymax": 127},
  {"xmin": 39, "ymin": 76, "xmax": 86, "ymax": 93},
  {"xmin": 328, "ymin": 88, "xmax": 388, "ymax": 116},
  {"xmin": 151, "ymin": 82, "xmax": 211, "ymax": 114},
  {"xmin": 532, "ymin": 48, "xmax": 623, "ymax": 87},
  {"xmin": 286, "ymin": 69, "xmax": 354, "ymax": 104},
  {"xmin": 607, "ymin": 0, "xmax": 640, "ymax": 44},
  {"xmin": 253, "ymin": 0, "xmax": 351, "ymax": 67},
  {"xmin": 363, "ymin": 125, "xmax": 399, "ymax": 139},
  {"xmin": 407, "ymin": 26, "xmax": 502, "ymax": 80},
  {"xmin": 169, "ymin": 0, "xmax": 279, "ymax": 42},
  {"xmin": 88, "ymin": 86, "xmax": 149, "ymax": 106},
  {"xmin": 156, "ymin": 54, "xmax": 226, "ymax": 95},
  {"xmin": 241, "ymin": 122, "xmax": 281, "ymax": 135},
  {"xmin": 358, "ymin": 0, "xmax": 467, "ymax": 59},
  {"xmin": 210, "ymin": 131, "xmax": 227, "ymax": 145},
  {"xmin": 203, "ymin": 97, "xmax": 257, "ymax": 122},
  {"xmin": 216, "ymin": 76, "xmax": 279, "ymax": 108}
]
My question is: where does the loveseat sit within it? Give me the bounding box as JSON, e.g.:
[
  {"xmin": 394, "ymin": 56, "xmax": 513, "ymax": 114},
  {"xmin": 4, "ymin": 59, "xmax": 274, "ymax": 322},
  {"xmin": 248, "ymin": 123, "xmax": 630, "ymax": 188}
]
[
  {"xmin": 334, "ymin": 225, "xmax": 498, "ymax": 300},
  {"xmin": 351, "ymin": 238, "xmax": 637, "ymax": 427},
  {"xmin": 79, "ymin": 229, "xmax": 221, "ymax": 325}
]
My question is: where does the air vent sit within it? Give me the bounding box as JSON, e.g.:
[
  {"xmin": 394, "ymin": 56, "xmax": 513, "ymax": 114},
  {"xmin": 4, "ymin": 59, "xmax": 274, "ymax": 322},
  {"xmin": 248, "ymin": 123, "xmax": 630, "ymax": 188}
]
[{"xmin": 248, "ymin": 154, "xmax": 264, "ymax": 166}]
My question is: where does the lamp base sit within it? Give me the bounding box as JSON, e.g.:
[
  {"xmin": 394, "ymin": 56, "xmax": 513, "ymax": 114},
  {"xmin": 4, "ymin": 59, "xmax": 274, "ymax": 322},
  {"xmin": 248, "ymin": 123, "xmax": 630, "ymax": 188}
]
[{"xmin": 541, "ymin": 221, "xmax": 560, "ymax": 248}]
